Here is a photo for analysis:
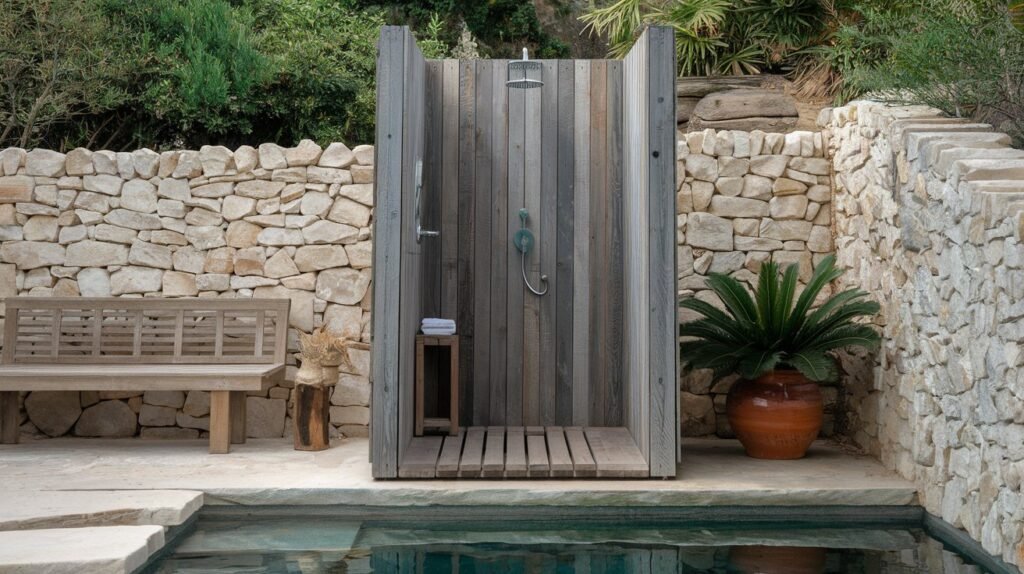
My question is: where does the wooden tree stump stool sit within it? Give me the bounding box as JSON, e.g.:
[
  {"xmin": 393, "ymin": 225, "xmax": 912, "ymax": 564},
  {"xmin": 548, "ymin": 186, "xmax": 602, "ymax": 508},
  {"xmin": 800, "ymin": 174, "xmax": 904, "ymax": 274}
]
[
  {"xmin": 293, "ymin": 383, "xmax": 331, "ymax": 451},
  {"xmin": 293, "ymin": 329, "xmax": 351, "ymax": 452},
  {"xmin": 415, "ymin": 334, "xmax": 459, "ymax": 436}
]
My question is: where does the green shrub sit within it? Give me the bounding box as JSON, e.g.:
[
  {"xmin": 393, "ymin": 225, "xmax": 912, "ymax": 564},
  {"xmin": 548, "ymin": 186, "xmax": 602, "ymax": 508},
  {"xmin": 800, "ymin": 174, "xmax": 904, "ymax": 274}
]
[
  {"xmin": 102, "ymin": 0, "xmax": 270, "ymax": 144},
  {"xmin": 2, "ymin": 0, "xmax": 391, "ymax": 150},
  {"xmin": 0, "ymin": 0, "xmax": 135, "ymax": 149},
  {"xmin": 843, "ymin": 1, "xmax": 1024, "ymax": 145},
  {"xmin": 244, "ymin": 0, "xmax": 385, "ymax": 146}
]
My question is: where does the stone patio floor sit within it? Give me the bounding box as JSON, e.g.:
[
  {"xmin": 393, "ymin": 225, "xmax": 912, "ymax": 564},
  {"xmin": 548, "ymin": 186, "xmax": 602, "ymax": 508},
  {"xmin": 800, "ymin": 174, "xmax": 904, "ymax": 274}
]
[{"xmin": 0, "ymin": 437, "xmax": 916, "ymax": 572}]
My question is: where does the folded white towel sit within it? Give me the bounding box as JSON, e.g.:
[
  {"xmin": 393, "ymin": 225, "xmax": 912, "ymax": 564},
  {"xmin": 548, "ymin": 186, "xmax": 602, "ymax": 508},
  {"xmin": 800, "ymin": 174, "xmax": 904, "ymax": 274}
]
[
  {"xmin": 421, "ymin": 318, "xmax": 456, "ymax": 326},
  {"xmin": 421, "ymin": 328, "xmax": 456, "ymax": 335}
]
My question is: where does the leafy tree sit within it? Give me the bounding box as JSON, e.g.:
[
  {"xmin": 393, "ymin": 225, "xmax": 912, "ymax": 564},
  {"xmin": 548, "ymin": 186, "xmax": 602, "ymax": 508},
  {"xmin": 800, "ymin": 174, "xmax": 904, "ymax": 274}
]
[{"xmin": 0, "ymin": 0, "xmax": 134, "ymax": 149}]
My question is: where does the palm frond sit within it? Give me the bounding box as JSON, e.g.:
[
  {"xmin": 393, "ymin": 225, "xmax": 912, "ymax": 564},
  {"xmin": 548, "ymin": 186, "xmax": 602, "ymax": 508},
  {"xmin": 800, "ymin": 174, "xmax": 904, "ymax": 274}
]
[
  {"xmin": 787, "ymin": 350, "xmax": 839, "ymax": 382},
  {"xmin": 738, "ymin": 350, "xmax": 782, "ymax": 380},
  {"xmin": 705, "ymin": 272, "xmax": 759, "ymax": 328},
  {"xmin": 784, "ymin": 254, "xmax": 842, "ymax": 343},
  {"xmin": 679, "ymin": 319, "xmax": 741, "ymax": 346},
  {"xmin": 679, "ymin": 297, "xmax": 749, "ymax": 340},
  {"xmin": 1012, "ymin": 2, "xmax": 1024, "ymax": 31},
  {"xmin": 797, "ymin": 298, "xmax": 881, "ymax": 348},
  {"xmin": 680, "ymin": 340, "xmax": 749, "ymax": 379},
  {"xmin": 804, "ymin": 322, "xmax": 881, "ymax": 353}
]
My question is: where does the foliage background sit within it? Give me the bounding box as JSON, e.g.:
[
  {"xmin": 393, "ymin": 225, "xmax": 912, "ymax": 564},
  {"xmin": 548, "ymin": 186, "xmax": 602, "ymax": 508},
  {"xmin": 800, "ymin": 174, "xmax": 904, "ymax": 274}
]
[
  {"xmin": 0, "ymin": 0, "xmax": 568, "ymax": 151},
  {"xmin": 2, "ymin": 0, "xmax": 1021, "ymax": 150},
  {"xmin": 580, "ymin": 0, "xmax": 1023, "ymax": 145}
]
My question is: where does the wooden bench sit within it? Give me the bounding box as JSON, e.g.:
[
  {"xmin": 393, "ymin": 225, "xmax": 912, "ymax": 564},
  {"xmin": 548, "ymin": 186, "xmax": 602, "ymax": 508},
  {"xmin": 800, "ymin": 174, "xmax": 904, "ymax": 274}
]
[{"xmin": 0, "ymin": 297, "xmax": 289, "ymax": 453}]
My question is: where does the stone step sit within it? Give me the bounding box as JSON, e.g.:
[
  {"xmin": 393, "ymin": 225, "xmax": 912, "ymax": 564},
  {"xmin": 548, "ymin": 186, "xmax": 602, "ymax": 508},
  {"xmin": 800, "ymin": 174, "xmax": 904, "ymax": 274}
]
[
  {"xmin": 0, "ymin": 525, "xmax": 164, "ymax": 574},
  {"xmin": 0, "ymin": 489, "xmax": 202, "ymax": 531}
]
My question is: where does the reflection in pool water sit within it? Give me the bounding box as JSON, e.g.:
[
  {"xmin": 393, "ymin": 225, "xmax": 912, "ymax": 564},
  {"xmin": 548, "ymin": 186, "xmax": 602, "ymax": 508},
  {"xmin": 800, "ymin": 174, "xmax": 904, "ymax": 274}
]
[{"xmin": 147, "ymin": 515, "xmax": 996, "ymax": 574}]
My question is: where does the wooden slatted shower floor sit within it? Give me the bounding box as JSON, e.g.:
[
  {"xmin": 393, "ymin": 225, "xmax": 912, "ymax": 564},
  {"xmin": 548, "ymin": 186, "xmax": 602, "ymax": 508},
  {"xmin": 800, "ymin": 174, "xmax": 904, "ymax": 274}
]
[{"xmin": 398, "ymin": 426, "xmax": 648, "ymax": 479}]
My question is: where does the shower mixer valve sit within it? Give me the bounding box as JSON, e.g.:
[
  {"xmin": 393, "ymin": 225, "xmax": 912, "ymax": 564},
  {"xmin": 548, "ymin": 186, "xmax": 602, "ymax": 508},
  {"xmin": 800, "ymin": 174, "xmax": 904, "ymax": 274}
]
[{"xmin": 514, "ymin": 208, "xmax": 548, "ymax": 296}]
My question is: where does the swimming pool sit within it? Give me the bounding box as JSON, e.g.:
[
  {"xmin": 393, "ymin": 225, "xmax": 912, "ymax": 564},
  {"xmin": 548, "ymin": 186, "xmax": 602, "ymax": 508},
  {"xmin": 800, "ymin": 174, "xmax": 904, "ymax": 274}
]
[{"xmin": 144, "ymin": 507, "xmax": 1012, "ymax": 574}]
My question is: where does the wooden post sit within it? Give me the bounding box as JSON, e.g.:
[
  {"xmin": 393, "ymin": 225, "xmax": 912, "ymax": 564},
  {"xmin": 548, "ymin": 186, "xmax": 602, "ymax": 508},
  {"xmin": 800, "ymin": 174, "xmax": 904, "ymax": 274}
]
[
  {"xmin": 293, "ymin": 384, "xmax": 330, "ymax": 451},
  {"xmin": 0, "ymin": 391, "xmax": 19, "ymax": 444},
  {"xmin": 209, "ymin": 391, "xmax": 231, "ymax": 454},
  {"xmin": 230, "ymin": 391, "xmax": 247, "ymax": 444}
]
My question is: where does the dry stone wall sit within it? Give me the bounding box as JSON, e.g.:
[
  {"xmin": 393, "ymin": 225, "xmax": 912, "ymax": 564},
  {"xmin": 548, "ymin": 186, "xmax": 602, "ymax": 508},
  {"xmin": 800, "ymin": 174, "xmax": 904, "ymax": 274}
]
[
  {"xmin": 0, "ymin": 140, "xmax": 375, "ymax": 440},
  {"xmin": 675, "ymin": 128, "xmax": 837, "ymax": 438},
  {"xmin": 825, "ymin": 101, "xmax": 1024, "ymax": 569}
]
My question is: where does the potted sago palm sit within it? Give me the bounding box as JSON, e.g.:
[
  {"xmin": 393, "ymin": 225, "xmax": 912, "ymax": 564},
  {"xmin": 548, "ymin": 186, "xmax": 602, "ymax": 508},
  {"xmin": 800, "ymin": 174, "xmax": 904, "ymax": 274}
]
[{"xmin": 679, "ymin": 255, "xmax": 880, "ymax": 459}]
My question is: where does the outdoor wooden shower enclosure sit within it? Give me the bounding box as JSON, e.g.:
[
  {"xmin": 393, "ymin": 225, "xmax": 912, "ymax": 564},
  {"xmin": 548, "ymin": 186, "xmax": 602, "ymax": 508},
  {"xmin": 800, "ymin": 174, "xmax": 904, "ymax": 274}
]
[{"xmin": 371, "ymin": 26, "xmax": 678, "ymax": 479}]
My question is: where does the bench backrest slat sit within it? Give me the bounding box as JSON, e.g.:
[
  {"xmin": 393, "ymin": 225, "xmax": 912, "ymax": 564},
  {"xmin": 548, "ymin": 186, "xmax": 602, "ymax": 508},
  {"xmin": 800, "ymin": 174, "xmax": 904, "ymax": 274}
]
[{"xmin": 2, "ymin": 298, "xmax": 290, "ymax": 365}]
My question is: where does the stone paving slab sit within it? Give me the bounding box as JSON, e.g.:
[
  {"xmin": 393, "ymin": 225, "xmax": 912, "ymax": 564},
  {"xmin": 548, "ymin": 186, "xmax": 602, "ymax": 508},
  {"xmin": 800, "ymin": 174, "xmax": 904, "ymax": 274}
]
[
  {"xmin": 0, "ymin": 490, "xmax": 202, "ymax": 531},
  {"xmin": 0, "ymin": 525, "xmax": 164, "ymax": 574},
  {"xmin": 0, "ymin": 438, "xmax": 916, "ymax": 507}
]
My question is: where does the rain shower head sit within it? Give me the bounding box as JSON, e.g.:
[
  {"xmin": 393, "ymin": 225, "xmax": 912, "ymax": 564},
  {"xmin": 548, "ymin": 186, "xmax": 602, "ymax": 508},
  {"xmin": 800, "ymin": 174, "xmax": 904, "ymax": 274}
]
[{"xmin": 507, "ymin": 48, "xmax": 543, "ymax": 89}]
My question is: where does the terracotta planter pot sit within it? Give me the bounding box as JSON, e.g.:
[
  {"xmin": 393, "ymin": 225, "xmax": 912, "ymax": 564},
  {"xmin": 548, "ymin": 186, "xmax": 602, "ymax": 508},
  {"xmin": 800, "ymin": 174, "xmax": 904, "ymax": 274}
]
[{"xmin": 726, "ymin": 370, "xmax": 823, "ymax": 459}]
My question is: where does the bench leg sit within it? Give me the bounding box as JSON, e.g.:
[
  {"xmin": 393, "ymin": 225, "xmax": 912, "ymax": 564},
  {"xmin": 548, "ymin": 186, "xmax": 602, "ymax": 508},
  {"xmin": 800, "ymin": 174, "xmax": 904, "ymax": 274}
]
[
  {"xmin": 0, "ymin": 392, "xmax": 19, "ymax": 445},
  {"xmin": 230, "ymin": 391, "xmax": 247, "ymax": 444},
  {"xmin": 209, "ymin": 391, "xmax": 231, "ymax": 454}
]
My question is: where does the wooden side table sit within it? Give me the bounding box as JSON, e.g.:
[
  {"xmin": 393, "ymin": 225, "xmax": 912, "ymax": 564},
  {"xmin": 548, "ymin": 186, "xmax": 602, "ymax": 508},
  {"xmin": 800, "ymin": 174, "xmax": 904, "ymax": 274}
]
[{"xmin": 415, "ymin": 334, "xmax": 459, "ymax": 436}]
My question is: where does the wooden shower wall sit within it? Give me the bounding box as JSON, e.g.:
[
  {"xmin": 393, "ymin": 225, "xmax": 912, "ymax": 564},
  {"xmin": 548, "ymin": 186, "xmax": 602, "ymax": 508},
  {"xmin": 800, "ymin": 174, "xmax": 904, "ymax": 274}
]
[
  {"xmin": 372, "ymin": 26, "xmax": 677, "ymax": 479},
  {"xmin": 419, "ymin": 59, "xmax": 625, "ymax": 429}
]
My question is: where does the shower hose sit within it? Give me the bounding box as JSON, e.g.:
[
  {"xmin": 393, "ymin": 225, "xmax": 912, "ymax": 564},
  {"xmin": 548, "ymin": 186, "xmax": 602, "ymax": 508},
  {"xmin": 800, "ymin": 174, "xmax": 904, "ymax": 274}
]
[{"xmin": 513, "ymin": 209, "xmax": 548, "ymax": 296}]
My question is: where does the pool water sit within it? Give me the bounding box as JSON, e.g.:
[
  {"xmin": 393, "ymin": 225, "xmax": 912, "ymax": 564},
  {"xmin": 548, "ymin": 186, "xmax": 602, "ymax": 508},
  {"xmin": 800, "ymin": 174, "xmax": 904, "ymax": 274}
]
[{"xmin": 147, "ymin": 514, "xmax": 999, "ymax": 574}]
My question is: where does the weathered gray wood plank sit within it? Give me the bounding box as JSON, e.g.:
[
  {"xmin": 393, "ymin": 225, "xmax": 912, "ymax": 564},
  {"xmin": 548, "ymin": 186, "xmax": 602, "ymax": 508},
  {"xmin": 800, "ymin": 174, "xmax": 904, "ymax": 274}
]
[
  {"xmin": 526, "ymin": 433, "xmax": 549, "ymax": 476},
  {"xmin": 440, "ymin": 59, "xmax": 460, "ymax": 323},
  {"xmin": 584, "ymin": 426, "xmax": 648, "ymax": 478},
  {"xmin": 398, "ymin": 436, "xmax": 443, "ymax": 478},
  {"xmin": 588, "ymin": 59, "xmax": 608, "ymax": 426},
  {"xmin": 398, "ymin": 33, "xmax": 426, "ymax": 469},
  {"xmin": 458, "ymin": 425, "xmax": 485, "ymax": 477},
  {"xmin": 554, "ymin": 60, "xmax": 575, "ymax": 427},
  {"xmin": 457, "ymin": 60, "xmax": 476, "ymax": 428},
  {"xmin": 422, "ymin": 60, "xmax": 443, "ymax": 320},
  {"xmin": 622, "ymin": 31, "xmax": 650, "ymax": 465},
  {"xmin": 489, "ymin": 61, "xmax": 509, "ymax": 426},
  {"xmin": 545, "ymin": 426, "xmax": 574, "ymax": 477},
  {"xmin": 538, "ymin": 60, "xmax": 558, "ymax": 427},
  {"xmin": 571, "ymin": 60, "xmax": 591, "ymax": 427},
  {"xmin": 370, "ymin": 26, "xmax": 406, "ymax": 478},
  {"xmin": 436, "ymin": 431, "xmax": 464, "ymax": 478},
  {"xmin": 522, "ymin": 74, "xmax": 542, "ymax": 426},
  {"xmin": 647, "ymin": 27, "xmax": 679, "ymax": 478},
  {"xmin": 604, "ymin": 59, "xmax": 625, "ymax": 427},
  {"xmin": 563, "ymin": 426, "xmax": 596, "ymax": 477},
  {"xmin": 472, "ymin": 59, "xmax": 493, "ymax": 425},
  {"xmin": 481, "ymin": 425, "xmax": 505, "ymax": 477},
  {"xmin": 505, "ymin": 77, "xmax": 525, "ymax": 426},
  {"xmin": 504, "ymin": 426, "xmax": 527, "ymax": 477}
]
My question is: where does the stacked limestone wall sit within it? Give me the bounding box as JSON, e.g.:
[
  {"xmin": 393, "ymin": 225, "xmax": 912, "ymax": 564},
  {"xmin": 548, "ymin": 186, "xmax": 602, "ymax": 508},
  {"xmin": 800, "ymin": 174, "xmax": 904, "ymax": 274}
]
[
  {"xmin": 675, "ymin": 129, "xmax": 837, "ymax": 437},
  {"xmin": 825, "ymin": 101, "xmax": 1024, "ymax": 569},
  {"xmin": 0, "ymin": 141, "xmax": 374, "ymax": 440}
]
